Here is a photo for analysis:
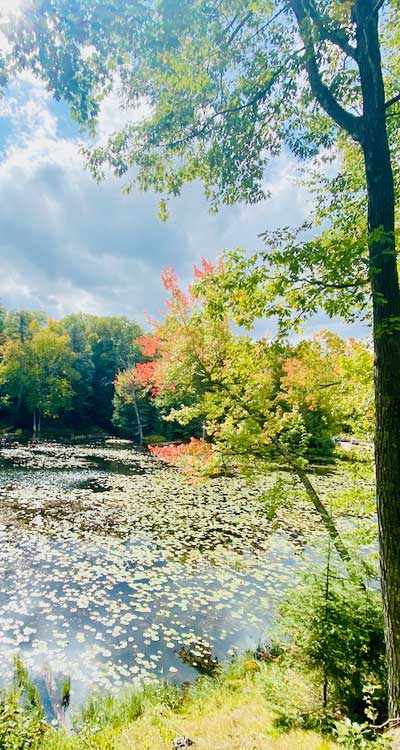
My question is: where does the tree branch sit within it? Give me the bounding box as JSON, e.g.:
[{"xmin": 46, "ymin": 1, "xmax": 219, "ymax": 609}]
[
  {"xmin": 193, "ymin": 353, "xmax": 362, "ymax": 578},
  {"xmin": 303, "ymin": 0, "xmax": 358, "ymax": 61},
  {"xmin": 367, "ymin": 0, "xmax": 386, "ymax": 18},
  {"xmin": 271, "ymin": 436, "xmax": 366, "ymax": 586},
  {"xmin": 226, "ymin": 12, "xmax": 253, "ymax": 45},
  {"xmin": 385, "ymin": 93, "xmax": 400, "ymax": 110},
  {"xmin": 301, "ymin": 276, "xmax": 369, "ymax": 290},
  {"xmin": 244, "ymin": 5, "xmax": 289, "ymax": 45},
  {"xmin": 151, "ymin": 55, "xmax": 300, "ymax": 150},
  {"xmin": 289, "ymin": 0, "xmax": 363, "ymax": 140},
  {"xmin": 220, "ymin": 12, "xmax": 240, "ymax": 39}
]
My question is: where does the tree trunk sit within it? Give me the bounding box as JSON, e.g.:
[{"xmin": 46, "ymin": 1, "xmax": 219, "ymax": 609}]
[
  {"xmin": 293, "ymin": 0, "xmax": 400, "ymax": 714},
  {"xmin": 364, "ymin": 134, "xmax": 400, "ymax": 717},
  {"xmin": 272, "ymin": 437, "xmax": 364, "ymax": 584},
  {"xmin": 366, "ymin": 152, "xmax": 400, "ymax": 719},
  {"xmin": 32, "ymin": 408, "xmax": 37, "ymax": 437},
  {"xmin": 355, "ymin": 2, "xmax": 400, "ymax": 718},
  {"xmin": 132, "ymin": 388, "xmax": 144, "ymax": 447},
  {"xmin": 16, "ymin": 385, "xmax": 24, "ymax": 416}
]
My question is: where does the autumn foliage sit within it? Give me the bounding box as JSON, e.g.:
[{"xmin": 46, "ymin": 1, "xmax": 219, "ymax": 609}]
[
  {"xmin": 115, "ymin": 263, "xmax": 373, "ymax": 478},
  {"xmin": 148, "ymin": 438, "xmax": 214, "ymax": 475},
  {"xmin": 130, "ymin": 260, "xmax": 228, "ymax": 401}
]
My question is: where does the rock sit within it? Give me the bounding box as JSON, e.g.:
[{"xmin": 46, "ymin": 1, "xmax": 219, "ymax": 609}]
[{"xmin": 172, "ymin": 736, "xmax": 194, "ymax": 749}]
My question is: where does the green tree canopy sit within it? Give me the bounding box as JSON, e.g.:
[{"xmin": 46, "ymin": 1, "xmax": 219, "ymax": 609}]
[{"xmin": 0, "ymin": 321, "xmax": 76, "ymax": 432}]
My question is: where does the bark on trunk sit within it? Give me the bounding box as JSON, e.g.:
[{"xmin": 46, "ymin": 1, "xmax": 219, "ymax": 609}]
[
  {"xmin": 355, "ymin": 2, "xmax": 400, "ymax": 717},
  {"xmin": 132, "ymin": 387, "xmax": 144, "ymax": 447},
  {"xmin": 273, "ymin": 437, "xmax": 364, "ymax": 584}
]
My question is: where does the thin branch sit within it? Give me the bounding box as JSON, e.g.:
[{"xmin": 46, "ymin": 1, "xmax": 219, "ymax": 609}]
[
  {"xmin": 385, "ymin": 92, "xmax": 400, "ymax": 109},
  {"xmin": 372, "ymin": 716, "xmax": 400, "ymax": 730},
  {"xmin": 226, "ymin": 12, "xmax": 253, "ymax": 45},
  {"xmin": 244, "ymin": 5, "xmax": 289, "ymax": 45},
  {"xmin": 301, "ymin": 275, "xmax": 369, "ymax": 290},
  {"xmin": 220, "ymin": 12, "xmax": 240, "ymax": 39},
  {"xmin": 152, "ymin": 54, "xmax": 301, "ymax": 150},
  {"xmin": 317, "ymin": 381, "xmax": 342, "ymax": 390},
  {"xmin": 367, "ymin": 0, "xmax": 386, "ymax": 18}
]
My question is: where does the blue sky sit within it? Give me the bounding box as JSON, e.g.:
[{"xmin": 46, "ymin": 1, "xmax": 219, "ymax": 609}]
[{"xmin": 0, "ymin": 70, "xmax": 368, "ymax": 337}]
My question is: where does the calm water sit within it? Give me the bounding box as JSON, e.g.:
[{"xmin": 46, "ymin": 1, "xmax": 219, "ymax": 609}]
[{"xmin": 0, "ymin": 439, "xmax": 314, "ymax": 712}]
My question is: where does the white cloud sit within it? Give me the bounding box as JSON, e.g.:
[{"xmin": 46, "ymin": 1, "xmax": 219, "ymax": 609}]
[
  {"xmin": 0, "ymin": 73, "xmax": 361, "ymax": 338},
  {"xmin": 0, "ymin": 267, "xmax": 32, "ymax": 300},
  {"xmin": 0, "ymin": 0, "xmax": 25, "ymax": 25}
]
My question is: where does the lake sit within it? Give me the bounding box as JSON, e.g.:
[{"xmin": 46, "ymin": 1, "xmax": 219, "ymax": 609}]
[{"xmin": 0, "ymin": 439, "xmax": 329, "ymax": 712}]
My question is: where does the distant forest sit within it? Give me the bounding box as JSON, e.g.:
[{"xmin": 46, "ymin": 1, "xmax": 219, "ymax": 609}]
[{"xmin": 0, "ymin": 307, "xmax": 190, "ymax": 442}]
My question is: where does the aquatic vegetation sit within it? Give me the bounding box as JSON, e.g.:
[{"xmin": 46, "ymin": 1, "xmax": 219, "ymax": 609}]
[
  {"xmin": 0, "ymin": 440, "xmax": 376, "ymax": 715},
  {"xmin": 176, "ymin": 639, "xmax": 219, "ymax": 676}
]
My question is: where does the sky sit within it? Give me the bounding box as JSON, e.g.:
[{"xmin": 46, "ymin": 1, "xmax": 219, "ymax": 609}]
[{"xmin": 0, "ymin": 34, "xmax": 368, "ymax": 337}]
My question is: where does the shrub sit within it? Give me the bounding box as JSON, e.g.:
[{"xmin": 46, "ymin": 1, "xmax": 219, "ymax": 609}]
[
  {"xmin": 0, "ymin": 691, "xmax": 46, "ymax": 750},
  {"xmin": 148, "ymin": 438, "xmax": 218, "ymax": 476},
  {"xmin": 280, "ymin": 570, "xmax": 386, "ymax": 722}
]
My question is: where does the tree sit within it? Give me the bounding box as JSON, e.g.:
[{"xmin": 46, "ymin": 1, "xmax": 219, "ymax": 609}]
[
  {"xmin": 0, "ymin": 306, "xmax": 6, "ymax": 346},
  {"xmin": 5, "ymin": 0, "xmax": 400, "ymax": 713},
  {"xmin": 85, "ymin": 316, "xmax": 142, "ymax": 428},
  {"xmin": 113, "ymin": 368, "xmax": 151, "ymax": 445},
  {"xmin": 282, "ymin": 332, "xmax": 374, "ymax": 442},
  {"xmin": 0, "ymin": 309, "xmax": 145, "ymax": 433},
  {"xmin": 132, "ymin": 265, "xmax": 373, "ymax": 576},
  {"xmin": 2, "ymin": 310, "xmax": 47, "ymax": 343},
  {"xmin": 0, "ymin": 321, "xmax": 76, "ymax": 434},
  {"xmin": 60, "ymin": 314, "xmax": 95, "ymax": 427}
]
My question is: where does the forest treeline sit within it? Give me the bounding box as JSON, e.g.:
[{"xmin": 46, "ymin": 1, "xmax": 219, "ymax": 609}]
[
  {"xmin": 0, "ymin": 307, "xmax": 159, "ymax": 438},
  {"xmin": 0, "ymin": 290, "xmax": 373, "ymax": 458}
]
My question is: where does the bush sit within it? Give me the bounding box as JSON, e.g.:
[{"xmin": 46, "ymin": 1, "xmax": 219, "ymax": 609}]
[
  {"xmin": 334, "ymin": 718, "xmax": 390, "ymax": 749},
  {"xmin": 0, "ymin": 691, "xmax": 46, "ymax": 750},
  {"xmin": 280, "ymin": 570, "xmax": 386, "ymax": 722}
]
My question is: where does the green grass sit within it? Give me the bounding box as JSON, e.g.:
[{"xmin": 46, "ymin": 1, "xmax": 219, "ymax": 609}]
[{"xmin": 2, "ymin": 656, "xmax": 388, "ymax": 750}]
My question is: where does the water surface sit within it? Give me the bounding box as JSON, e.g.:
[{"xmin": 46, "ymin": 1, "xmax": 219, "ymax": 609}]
[{"xmin": 0, "ymin": 439, "xmax": 317, "ymax": 710}]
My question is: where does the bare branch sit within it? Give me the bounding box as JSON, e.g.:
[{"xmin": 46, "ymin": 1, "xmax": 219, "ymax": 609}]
[
  {"xmin": 244, "ymin": 5, "xmax": 289, "ymax": 45},
  {"xmin": 372, "ymin": 716, "xmax": 400, "ymax": 730}
]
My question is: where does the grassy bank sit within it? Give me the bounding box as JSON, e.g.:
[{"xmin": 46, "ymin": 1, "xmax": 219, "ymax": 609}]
[{"xmin": 2, "ymin": 657, "xmax": 389, "ymax": 750}]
